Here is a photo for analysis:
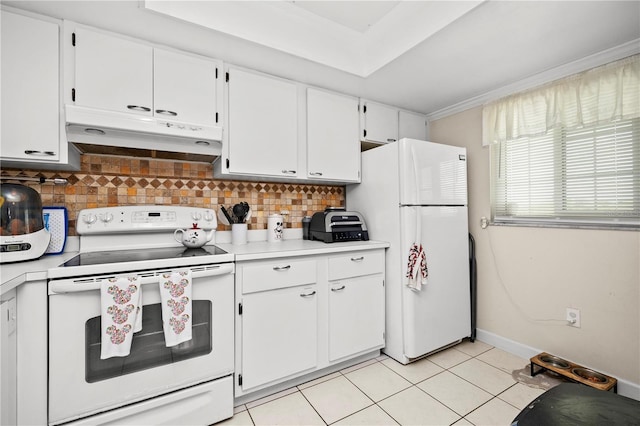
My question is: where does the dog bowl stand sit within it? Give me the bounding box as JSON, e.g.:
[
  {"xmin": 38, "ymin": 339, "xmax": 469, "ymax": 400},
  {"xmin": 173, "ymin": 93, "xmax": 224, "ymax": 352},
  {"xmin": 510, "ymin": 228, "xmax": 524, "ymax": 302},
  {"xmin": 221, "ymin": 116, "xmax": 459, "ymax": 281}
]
[{"xmin": 530, "ymin": 352, "xmax": 617, "ymax": 393}]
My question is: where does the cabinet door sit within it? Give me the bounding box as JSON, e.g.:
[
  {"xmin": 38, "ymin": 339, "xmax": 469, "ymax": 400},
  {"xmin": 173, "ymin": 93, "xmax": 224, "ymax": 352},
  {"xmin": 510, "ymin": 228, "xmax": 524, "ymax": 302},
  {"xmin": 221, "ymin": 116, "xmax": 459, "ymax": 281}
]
[
  {"xmin": 399, "ymin": 110, "xmax": 427, "ymax": 141},
  {"xmin": 361, "ymin": 101, "xmax": 398, "ymax": 144},
  {"xmin": 154, "ymin": 49, "xmax": 217, "ymax": 125},
  {"xmin": 74, "ymin": 28, "xmax": 152, "ymax": 115},
  {"xmin": 329, "ymin": 276, "xmax": 384, "ymax": 361},
  {"xmin": 227, "ymin": 68, "xmax": 298, "ymax": 177},
  {"xmin": 1, "ymin": 11, "xmax": 59, "ymax": 161},
  {"xmin": 241, "ymin": 285, "xmax": 317, "ymax": 390},
  {"xmin": 307, "ymin": 88, "xmax": 360, "ymax": 182}
]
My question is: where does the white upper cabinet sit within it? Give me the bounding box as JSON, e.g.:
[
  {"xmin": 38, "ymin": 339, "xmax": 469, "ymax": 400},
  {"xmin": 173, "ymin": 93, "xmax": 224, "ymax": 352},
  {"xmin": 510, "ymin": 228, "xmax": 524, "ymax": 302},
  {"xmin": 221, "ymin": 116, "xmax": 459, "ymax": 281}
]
[
  {"xmin": 1, "ymin": 10, "xmax": 60, "ymax": 162},
  {"xmin": 360, "ymin": 100, "xmax": 399, "ymax": 144},
  {"xmin": 72, "ymin": 26, "xmax": 219, "ymax": 125},
  {"xmin": 399, "ymin": 110, "xmax": 427, "ymax": 141},
  {"xmin": 225, "ymin": 67, "xmax": 298, "ymax": 177},
  {"xmin": 74, "ymin": 27, "xmax": 153, "ymax": 115},
  {"xmin": 153, "ymin": 49, "xmax": 217, "ymax": 125},
  {"xmin": 307, "ymin": 88, "xmax": 360, "ymax": 183}
]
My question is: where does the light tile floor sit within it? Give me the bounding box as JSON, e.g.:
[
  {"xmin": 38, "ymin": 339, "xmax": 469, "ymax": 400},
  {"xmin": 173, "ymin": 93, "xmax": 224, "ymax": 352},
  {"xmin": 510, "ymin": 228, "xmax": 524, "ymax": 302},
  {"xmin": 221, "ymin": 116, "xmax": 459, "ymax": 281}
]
[{"xmin": 219, "ymin": 340, "xmax": 553, "ymax": 426}]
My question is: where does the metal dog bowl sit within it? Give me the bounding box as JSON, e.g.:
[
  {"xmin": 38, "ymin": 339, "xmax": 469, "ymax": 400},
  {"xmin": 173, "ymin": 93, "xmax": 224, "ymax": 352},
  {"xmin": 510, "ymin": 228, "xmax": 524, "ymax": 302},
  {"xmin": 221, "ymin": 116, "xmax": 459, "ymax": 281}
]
[
  {"xmin": 572, "ymin": 367, "xmax": 608, "ymax": 383},
  {"xmin": 539, "ymin": 354, "xmax": 570, "ymax": 369}
]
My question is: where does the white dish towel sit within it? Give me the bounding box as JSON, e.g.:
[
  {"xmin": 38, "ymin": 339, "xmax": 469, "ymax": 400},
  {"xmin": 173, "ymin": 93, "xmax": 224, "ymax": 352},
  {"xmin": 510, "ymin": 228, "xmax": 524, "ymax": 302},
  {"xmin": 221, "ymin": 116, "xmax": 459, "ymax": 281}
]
[
  {"xmin": 101, "ymin": 275, "xmax": 142, "ymax": 359},
  {"xmin": 159, "ymin": 269, "xmax": 193, "ymax": 347},
  {"xmin": 406, "ymin": 201, "xmax": 429, "ymax": 291}
]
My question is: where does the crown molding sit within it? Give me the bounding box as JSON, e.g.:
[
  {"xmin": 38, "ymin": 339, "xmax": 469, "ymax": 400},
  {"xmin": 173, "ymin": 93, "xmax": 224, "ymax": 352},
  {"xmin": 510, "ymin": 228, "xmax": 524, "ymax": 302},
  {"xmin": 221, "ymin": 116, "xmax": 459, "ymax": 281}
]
[{"xmin": 427, "ymin": 39, "xmax": 640, "ymax": 122}]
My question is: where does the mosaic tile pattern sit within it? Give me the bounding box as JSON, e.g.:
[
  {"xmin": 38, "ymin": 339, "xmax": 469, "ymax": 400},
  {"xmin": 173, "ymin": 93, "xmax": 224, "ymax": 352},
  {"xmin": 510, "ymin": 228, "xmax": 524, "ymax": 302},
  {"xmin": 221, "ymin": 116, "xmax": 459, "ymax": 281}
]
[{"xmin": 1, "ymin": 154, "xmax": 345, "ymax": 235}]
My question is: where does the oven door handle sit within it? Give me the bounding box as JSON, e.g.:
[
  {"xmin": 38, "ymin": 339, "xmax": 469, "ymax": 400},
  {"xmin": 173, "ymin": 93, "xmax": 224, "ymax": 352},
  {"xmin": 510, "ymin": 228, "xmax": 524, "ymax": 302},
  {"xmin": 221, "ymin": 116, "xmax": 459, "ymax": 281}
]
[{"xmin": 48, "ymin": 263, "xmax": 234, "ymax": 294}]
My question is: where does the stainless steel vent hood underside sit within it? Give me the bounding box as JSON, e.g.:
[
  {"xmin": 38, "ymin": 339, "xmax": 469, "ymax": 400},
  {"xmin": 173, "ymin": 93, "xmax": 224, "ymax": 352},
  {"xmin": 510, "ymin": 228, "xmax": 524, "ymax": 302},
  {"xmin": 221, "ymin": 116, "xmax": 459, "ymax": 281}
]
[{"xmin": 65, "ymin": 105, "xmax": 223, "ymax": 159}]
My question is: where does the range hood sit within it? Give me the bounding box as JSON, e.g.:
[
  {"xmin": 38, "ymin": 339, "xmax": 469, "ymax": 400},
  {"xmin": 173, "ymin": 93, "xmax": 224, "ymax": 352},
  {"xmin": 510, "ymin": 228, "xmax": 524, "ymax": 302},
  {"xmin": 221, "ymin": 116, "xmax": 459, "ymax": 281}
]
[{"xmin": 65, "ymin": 105, "xmax": 223, "ymax": 157}]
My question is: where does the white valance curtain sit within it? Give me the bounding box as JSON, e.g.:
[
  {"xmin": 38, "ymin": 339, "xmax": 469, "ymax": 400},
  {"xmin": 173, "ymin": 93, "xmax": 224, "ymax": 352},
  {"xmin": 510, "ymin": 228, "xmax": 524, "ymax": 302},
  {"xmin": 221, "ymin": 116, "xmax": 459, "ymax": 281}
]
[{"xmin": 482, "ymin": 54, "xmax": 640, "ymax": 146}]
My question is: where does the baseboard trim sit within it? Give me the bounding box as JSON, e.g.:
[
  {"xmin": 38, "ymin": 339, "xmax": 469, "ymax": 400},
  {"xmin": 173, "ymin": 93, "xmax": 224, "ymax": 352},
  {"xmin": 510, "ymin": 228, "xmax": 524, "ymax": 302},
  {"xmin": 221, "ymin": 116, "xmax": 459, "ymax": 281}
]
[{"xmin": 476, "ymin": 329, "xmax": 640, "ymax": 400}]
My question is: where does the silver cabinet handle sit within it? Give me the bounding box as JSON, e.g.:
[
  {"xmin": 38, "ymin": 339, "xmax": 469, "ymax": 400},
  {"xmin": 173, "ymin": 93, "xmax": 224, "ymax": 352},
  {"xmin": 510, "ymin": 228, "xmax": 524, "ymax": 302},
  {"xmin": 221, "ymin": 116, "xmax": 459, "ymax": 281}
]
[
  {"xmin": 300, "ymin": 290, "xmax": 316, "ymax": 298},
  {"xmin": 309, "ymin": 172, "xmax": 323, "ymax": 176},
  {"xmin": 155, "ymin": 109, "xmax": 177, "ymax": 116},
  {"xmin": 281, "ymin": 170, "xmax": 296, "ymax": 174},
  {"xmin": 24, "ymin": 150, "xmax": 56, "ymax": 156},
  {"xmin": 350, "ymin": 256, "xmax": 365, "ymax": 262},
  {"xmin": 331, "ymin": 285, "xmax": 346, "ymax": 292},
  {"xmin": 127, "ymin": 105, "xmax": 151, "ymax": 112},
  {"xmin": 273, "ymin": 265, "xmax": 291, "ymax": 271},
  {"xmin": 387, "ymin": 138, "xmax": 397, "ymax": 142}
]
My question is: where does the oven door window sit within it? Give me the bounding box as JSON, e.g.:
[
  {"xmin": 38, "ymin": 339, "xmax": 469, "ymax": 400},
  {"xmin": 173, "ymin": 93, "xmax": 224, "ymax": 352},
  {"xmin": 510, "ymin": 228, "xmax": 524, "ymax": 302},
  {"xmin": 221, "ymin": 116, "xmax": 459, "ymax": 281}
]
[{"xmin": 85, "ymin": 300, "xmax": 212, "ymax": 383}]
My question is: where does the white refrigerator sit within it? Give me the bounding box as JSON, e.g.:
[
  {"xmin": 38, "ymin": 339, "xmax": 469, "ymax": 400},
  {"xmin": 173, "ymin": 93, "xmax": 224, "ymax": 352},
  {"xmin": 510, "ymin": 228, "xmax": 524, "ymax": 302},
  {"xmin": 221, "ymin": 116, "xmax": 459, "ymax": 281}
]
[{"xmin": 347, "ymin": 138, "xmax": 471, "ymax": 364}]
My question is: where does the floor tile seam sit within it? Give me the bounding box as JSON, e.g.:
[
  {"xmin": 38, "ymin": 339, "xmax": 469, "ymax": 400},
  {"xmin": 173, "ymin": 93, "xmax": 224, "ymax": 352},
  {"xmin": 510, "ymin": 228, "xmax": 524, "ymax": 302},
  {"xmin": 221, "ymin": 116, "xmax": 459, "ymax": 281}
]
[
  {"xmin": 368, "ymin": 399, "xmax": 404, "ymax": 426},
  {"xmin": 444, "ymin": 367, "xmax": 514, "ymax": 397},
  {"xmin": 432, "ymin": 370, "xmax": 498, "ymax": 398},
  {"xmin": 324, "ymin": 402, "xmax": 382, "ymax": 425},
  {"xmin": 297, "ymin": 388, "xmax": 331, "ymax": 426},
  {"xmin": 370, "ymin": 357, "xmax": 419, "ymax": 385},
  {"xmin": 455, "ymin": 342, "xmax": 494, "ymax": 358},
  {"xmin": 457, "ymin": 394, "xmax": 505, "ymax": 422},
  {"xmin": 473, "ymin": 353, "xmax": 529, "ymax": 376},
  {"xmin": 244, "ymin": 406, "xmax": 257, "ymax": 426},
  {"xmin": 337, "ymin": 358, "xmax": 383, "ymax": 376},
  {"xmin": 493, "ymin": 382, "xmax": 528, "ymax": 411},
  {"xmin": 453, "ymin": 354, "xmax": 523, "ymax": 386},
  {"xmin": 410, "ymin": 378, "xmax": 472, "ymax": 419},
  {"xmin": 340, "ymin": 368, "xmax": 392, "ymax": 405},
  {"xmin": 245, "ymin": 386, "xmax": 300, "ymax": 410},
  {"xmin": 429, "ymin": 354, "xmax": 473, "ymax": 371}
]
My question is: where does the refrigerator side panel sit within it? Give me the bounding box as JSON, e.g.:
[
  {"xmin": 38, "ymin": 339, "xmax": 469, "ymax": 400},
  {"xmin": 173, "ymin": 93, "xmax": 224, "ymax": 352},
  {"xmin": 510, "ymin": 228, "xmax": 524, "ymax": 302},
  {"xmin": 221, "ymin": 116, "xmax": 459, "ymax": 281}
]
[
  {"xmin": 346, "ymin": 143, "xmax": 406, "ymax": 363},
  {"xmin": 401, "ymin": 205, "xmax": 471, "ymax": 359},
  {"xmin": 398, "ymin": 138, "xmax": 468, "ymax": 206}
]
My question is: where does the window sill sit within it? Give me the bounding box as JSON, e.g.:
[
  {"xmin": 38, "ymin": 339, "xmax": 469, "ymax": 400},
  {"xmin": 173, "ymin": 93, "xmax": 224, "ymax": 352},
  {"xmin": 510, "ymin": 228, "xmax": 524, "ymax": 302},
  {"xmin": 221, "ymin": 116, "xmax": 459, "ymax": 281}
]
[{"xmin": 490, "ymin": 221, "xmax": 639, "ymax": 232}]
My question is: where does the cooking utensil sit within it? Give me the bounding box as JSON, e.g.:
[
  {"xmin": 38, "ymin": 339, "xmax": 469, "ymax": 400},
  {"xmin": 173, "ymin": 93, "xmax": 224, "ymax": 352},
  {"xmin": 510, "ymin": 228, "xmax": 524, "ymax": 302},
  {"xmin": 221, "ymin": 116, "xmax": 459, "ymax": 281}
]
[
  {"xmin": 220, "ymin": 206, "xmax": 234, "ymax": 224},
  {"xmin": 240, "ymin": 202, "xmax": 250, "ymax": 222},
  {"xmin": 232, "ymin": 204, "xmax": 245, "ymax": 222},
  {"xmin": 217, "ymin": 207, "xmax": 230, "ymax": 226}
]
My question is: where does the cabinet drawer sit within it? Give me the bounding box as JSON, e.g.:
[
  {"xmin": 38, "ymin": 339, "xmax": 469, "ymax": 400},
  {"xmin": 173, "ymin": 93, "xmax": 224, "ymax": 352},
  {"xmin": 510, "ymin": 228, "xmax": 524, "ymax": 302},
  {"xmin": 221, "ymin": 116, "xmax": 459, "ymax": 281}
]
[
  {"xmin": 328, "ymin": 250, "xmax": 384, "ymax": 281},
  {"xmin": 242, "ymin": 259, "xmax": 317, "ymax": 294}
]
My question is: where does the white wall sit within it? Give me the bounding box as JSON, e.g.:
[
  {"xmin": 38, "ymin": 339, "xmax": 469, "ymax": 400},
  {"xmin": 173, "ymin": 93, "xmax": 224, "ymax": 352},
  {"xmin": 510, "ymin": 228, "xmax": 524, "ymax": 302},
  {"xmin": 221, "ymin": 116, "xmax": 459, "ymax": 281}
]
[{"xmin": 429, "ymin": 107, "xmax": 640, "ymax": 395}]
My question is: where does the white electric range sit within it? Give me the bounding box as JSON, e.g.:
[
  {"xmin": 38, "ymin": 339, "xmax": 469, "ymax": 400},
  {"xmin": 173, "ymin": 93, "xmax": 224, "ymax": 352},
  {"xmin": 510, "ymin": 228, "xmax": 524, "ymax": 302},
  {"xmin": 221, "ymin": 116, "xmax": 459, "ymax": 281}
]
[{"xmin": 45, "ymin": 205, "xmax": 235, "ymax": 426}]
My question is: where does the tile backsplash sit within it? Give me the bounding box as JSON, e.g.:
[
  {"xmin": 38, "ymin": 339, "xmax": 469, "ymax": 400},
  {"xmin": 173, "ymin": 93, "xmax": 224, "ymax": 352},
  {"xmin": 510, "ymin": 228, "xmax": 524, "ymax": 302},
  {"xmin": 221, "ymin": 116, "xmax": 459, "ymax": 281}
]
[{"xmin": 1, "ymin": 154, "xmax": 345, "ymax": 236}]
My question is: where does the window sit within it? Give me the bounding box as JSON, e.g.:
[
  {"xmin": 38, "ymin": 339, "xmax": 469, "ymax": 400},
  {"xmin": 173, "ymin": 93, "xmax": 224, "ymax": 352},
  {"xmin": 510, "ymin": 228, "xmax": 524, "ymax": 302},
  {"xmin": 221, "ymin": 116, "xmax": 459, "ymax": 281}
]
[
  {"xmin": 491, "ymin": 118, "xmax": 639, "ymax": 227},
  {"xmin": 485, "ymin": 55, "xmax": 640, "ymax": 229}
]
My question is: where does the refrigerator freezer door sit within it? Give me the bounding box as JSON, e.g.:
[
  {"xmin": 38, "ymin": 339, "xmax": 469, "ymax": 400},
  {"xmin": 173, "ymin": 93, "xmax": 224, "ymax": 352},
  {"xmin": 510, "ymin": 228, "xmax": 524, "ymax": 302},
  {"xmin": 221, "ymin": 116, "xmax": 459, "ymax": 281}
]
[
  {"xmin": 398, "ymin": 138, "xmax": 468, "ymax": 206},
  {"xmin": 400, "ymin": 205, "xmax": 470, "ymax": 359}
]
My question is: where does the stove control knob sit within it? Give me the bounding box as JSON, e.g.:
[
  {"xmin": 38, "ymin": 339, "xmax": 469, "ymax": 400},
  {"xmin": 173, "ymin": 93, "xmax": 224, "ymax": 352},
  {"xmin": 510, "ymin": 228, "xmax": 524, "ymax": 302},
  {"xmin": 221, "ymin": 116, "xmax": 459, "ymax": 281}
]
[
  {"xmin": 203, "ymin": 211, "xmax": 215, "ymax": 222},
  {"xmin": 191, "ymin": 212, "xmax": 202, "ymax": 221},
  {"xmin": 82, "ymin": 213, "xmax": 97, "ymax": 225},
  {"xmin": 99, "ymin": 213, "xmax": 114, "ymax": 223}
]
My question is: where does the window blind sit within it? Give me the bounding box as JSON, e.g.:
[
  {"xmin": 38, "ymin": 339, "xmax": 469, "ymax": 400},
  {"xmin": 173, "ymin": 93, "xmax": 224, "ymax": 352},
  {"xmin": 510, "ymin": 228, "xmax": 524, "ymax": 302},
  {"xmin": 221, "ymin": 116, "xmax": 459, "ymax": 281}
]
[
  {"xmin": 491, "ymin": 118, "xmax": 640, "ymax": 227},
  {"xmin": 487, "ymin": 55, "xmax": 640, "ymax": 229}
]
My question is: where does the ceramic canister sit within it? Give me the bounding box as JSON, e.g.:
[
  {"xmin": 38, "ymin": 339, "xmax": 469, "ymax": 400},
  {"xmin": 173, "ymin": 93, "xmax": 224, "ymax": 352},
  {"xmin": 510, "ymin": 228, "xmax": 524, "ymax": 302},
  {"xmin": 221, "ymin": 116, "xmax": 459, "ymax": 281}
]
[{"xmin": 267, "ymin": 214, "xmax": 284, "ymax": 243}]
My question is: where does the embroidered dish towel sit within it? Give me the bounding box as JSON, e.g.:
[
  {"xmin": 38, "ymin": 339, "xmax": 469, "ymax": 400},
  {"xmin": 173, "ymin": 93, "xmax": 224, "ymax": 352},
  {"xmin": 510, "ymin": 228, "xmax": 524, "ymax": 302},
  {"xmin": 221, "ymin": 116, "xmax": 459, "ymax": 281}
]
[
  {"xmin": 406, "ymin": 243, "xmax": 428, "ymax": 291},
  {"xmin": 159, "ymin": 269, "xmax": 193, "ymax": 347},
  {"xmin": 100, "ymin": 275, "xmax": 142, "ymax": 359}
]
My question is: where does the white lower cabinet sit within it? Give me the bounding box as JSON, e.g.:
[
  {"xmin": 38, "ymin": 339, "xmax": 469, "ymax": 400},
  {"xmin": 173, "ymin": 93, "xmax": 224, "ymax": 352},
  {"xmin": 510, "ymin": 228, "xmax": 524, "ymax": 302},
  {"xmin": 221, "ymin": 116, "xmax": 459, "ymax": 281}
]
[
  {"xmin": 235, "ymin": 248, "xmax": 385, "ymax": 397},
  {"xmin": 329, "ymin": 275, "xmax": 385, "ymax": 362},
  {"xmin": 241, "ymin": 285, "xmax": 318, "ymax": 390}
]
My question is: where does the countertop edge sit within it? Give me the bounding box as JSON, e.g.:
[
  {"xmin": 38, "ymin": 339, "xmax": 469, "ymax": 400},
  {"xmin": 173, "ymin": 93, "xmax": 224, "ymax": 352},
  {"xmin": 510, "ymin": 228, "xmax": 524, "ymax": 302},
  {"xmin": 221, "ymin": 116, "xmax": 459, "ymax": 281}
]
[{"xmin": 217, "ymin": 240, "xmax": 390, "ymax": 262}]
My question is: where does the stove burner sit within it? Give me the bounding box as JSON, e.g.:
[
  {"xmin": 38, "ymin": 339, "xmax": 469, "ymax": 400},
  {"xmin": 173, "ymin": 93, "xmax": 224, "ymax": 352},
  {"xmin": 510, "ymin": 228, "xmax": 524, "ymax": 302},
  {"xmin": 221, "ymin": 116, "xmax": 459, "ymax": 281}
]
[{"xmin": 64, "ymin": 246, "xmax": 227, "ymax": 267}]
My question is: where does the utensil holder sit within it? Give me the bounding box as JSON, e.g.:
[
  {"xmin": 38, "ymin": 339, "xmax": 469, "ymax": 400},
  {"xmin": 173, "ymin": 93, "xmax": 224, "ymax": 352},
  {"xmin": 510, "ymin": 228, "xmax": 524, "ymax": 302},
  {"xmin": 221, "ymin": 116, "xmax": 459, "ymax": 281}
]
[{"xmin": 232, "ymin": 223, "xmax": 248, "ymax": 245}]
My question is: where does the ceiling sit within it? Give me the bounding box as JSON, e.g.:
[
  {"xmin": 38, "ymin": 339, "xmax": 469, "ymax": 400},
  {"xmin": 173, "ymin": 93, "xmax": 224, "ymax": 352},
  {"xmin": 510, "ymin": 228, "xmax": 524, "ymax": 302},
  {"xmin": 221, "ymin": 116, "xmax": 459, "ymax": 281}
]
[{"xmin": 4, "ymin": 1, "xmax": 640, "ymax": 117}]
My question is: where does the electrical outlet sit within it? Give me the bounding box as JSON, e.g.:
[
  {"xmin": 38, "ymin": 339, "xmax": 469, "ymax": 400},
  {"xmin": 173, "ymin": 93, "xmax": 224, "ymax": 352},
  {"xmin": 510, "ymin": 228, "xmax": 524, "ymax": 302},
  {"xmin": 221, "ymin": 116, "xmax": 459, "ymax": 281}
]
[{"xmin": 566, "ymin": 307, "xmax": 581, "ymax": 328}]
